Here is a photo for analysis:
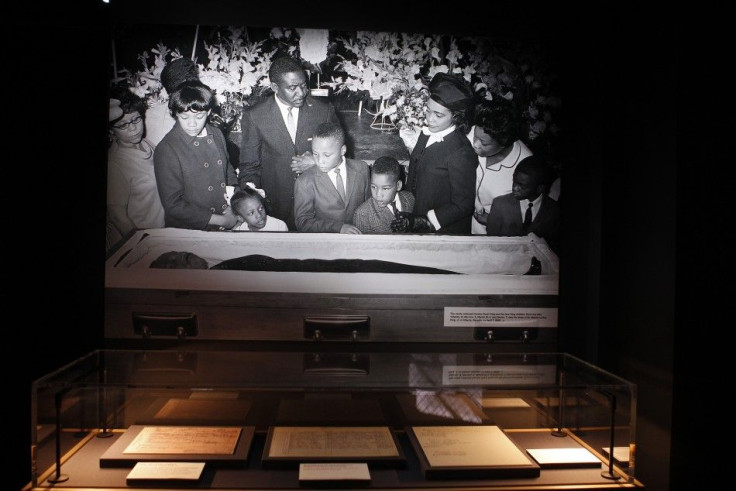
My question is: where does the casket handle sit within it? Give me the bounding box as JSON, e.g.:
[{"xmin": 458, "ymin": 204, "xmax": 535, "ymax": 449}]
[
  {"xmin": 521, "ymin": 330, "xmax": 530, "ymax": 343},
  {"xmin": 132, "ymin": 312, "xmax": 198, "ymax": 339},
  {"xmin": 304, "ymin": 315, "xmax": 370, "ymax": 341},
  {"xmin": 303, "ymin": 352, "xmax": 370, "ymax": 374},
  {"xmin": 473, "ymin": 327, "xmax": 539, "ymax": 343}
]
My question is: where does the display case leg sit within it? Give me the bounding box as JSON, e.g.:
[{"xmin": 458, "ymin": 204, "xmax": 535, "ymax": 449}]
[
  {"xmin": 600, "ymin": 391, "xmax": 621, "ymax": 480},
  {"xmin": 47, "ymin": 391, "xmax": 69, "ymax": 484},
  {"xmin": 551, "ymin": 372, "xmax": 566, "ymax": 437},
  {"xmin": 97, "ymin": 368, "xmax": 113, "ymax": 438}
]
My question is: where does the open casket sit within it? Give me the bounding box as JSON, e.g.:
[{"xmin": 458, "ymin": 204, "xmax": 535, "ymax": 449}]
[{"xmin": 105, "ymin": 229, "xmax": 559, "ymax": 347}]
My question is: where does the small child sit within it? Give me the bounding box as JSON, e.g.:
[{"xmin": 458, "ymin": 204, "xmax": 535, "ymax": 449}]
[
  {"xmin": 485, "ymin": 155, "xmax": 559, "ymax": 252},
  {"xmin": 231, "ymin": 185, "xmax": 288, "ymax": 232},
  {"xmin": 353, "ymin": 156, "xmax": 415, "ymax": 234},
  {"xmin": 293, "ymin": 121, "xmax": 371, "ymax": 233}
]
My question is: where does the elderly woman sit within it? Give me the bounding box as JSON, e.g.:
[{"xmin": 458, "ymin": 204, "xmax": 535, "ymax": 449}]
[
  {"xmin": 106, "ymin": 87, "xmax": 165, "ymax": 251},
  {"xmin": 398, "ymin": 73, "xmax": 477, "ymax": 235},
  {"xmin": 469, "ymin": 97, "xmax": 533, "ymax": 234}
]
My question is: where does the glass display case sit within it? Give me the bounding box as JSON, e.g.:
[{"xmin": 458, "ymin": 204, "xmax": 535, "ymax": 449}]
[{"xmin": 28, "ymin": 349, "xmax": 642, "ymax": 490}]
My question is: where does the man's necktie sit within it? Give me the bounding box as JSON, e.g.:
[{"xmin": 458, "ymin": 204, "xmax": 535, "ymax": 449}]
[
  {"xmin": 388, "ymin": 202, "xmax": 397, "ymax": 215},
  {"xmin": 286, "ymin": 106, "xmax": 296, "ymax": 142},
  {"xmin": 522, "ymin": 202, "xmax": 533, "ymax": 233},
  {"xmin": 335, "ymin": 168, "xmax": 346, "ymax": 202}
]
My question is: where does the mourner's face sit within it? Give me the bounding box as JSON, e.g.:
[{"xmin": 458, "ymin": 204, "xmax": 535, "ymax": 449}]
[
  {"xmin": 176, "ymin": 109, "xmax": 210, "ymax": 136},
  {"xmin": 472, "ymin": 126, "xmax": 505, "ymax": 157},
  {"xmin": 425, "ymin": 99, "xmax": 453, "ymax": 133},
  {"xmin": 512, "ymin": 171, "xmax": 540, "ymax": 201},
  {"xmin": 273, "ymin": 71, "xmax": 308, "ymax": 108},
  {"xmin": 236, "ymin": 196, "xmax": 267, "ymax": 230},
  {"xmin": 370, "ymin": 173, "xmax": 401, "ymax": 208},
  {"xmin": 111, "ymin": 111, "xmax": 144, "ymax": 145},
  {"xmin": 311, "ymin": 136, "xmax": 346, "ymax": 173}
]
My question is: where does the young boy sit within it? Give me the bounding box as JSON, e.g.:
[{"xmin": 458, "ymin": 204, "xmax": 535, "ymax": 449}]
[
  {"xmin": 353, "ymin": 156, "xmax": 415, "ymax": 234},
  {"xmin": 486, "ymin": 155, "xmax": 559, "ymax": 252},
  {"xmin": 293, "ymin": 121, "xmax": 371, "ymax": 233}
]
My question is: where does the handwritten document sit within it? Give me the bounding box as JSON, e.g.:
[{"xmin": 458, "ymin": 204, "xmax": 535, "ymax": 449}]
[
  {"xmin": 123, "ymin": 426, "xmax": 241, "ymax": 455},
  {"xmin": 412, "ymin": 425, "xmax": 531, "ymax": 468},
  {"xmin": 268, "ymin": 426, "xmax": 399, "ymax": 458}
]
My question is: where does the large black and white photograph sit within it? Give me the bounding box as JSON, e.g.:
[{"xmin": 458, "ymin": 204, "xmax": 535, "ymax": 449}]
[
  {"xmin": 10, "ymin": 2, "xmax": 684, "ymax": 491},
  {"xmin": 105, "ymin": 23, "xmax": 562, "ymax": 290}
]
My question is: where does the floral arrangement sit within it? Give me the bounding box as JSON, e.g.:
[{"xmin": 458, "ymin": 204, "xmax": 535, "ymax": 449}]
[
  {"xmin": 295, "ymin": 28, "xmax": 329, "ymax": 70},
  {"xmin": 463, "ymin": 37, "xmax": 562, "ymax": 158},
  {"xmin": 120, "ymin": 27, "xmax": 295, "ymax": 132},
  {"xmin": 324, "ymin": 31, "xmax": 436, "ymax": 104},
  {"xmin": 123, "ymin": 42, "xmax": 175, "ymax": 103},
  {"xmin": 115, "ymin": 26, "xmax": 561, "ymax": 158},
  {"xmin": 196, "ymin": 27, "xmax": 277, "ymax": 131},
  {"xmin": 326, "ymin": 32, "xmax": 477, "ymax": 138},
  {"xmin": 387, "ymin": 86, "xmax": 429, "ymax": 151},
  {"xmin": 323, "ymin": 31, "xmax": 561, "ymax": 155},
  {"xmin": 517, "ymin": 62, "xmax": 562, "ymax": 159}
]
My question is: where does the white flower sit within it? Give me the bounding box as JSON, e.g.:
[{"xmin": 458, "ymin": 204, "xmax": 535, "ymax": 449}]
[
  {"xmin": 427, "ymin": 65, "xmax": 449, "ymax": 80},
  {"xmin": 121, "ymin": 29, "xmax": 296, "ymax": 133},
  {"xmin": 296, "ymin": 28, "xmax": 329, "ymax": 66}
]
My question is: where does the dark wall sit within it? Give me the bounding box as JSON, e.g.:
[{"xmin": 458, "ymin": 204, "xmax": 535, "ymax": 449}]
[
  {"xmin": 7, "ymin": 2, "xmax": 109, "ymax": 490},
  {"xmin": 555, "ymin": 9, "xmax": 677, "ymax": 490},
  {"xmin": 8, "ymin": 2, "xmax": 681, "ymax": 490},
  {"xmin": 588, "ymin": 15, "xmax": 676, "ymax": 491}
]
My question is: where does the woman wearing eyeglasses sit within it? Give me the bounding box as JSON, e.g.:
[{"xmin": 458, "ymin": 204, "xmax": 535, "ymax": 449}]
[{"xmin": 106, "ymin": 87, "xmax": 165, "ymax": 251}]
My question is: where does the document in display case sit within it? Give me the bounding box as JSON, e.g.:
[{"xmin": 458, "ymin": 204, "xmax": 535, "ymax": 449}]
[
  {"xmin": 99, "ymin": 425, "xmax": 255, "ymax": 468},
  {"xmin": 407, "ymin": 425, "xmax": 540, "ymax": 479},
  {"xmin": 262, "ymin": 426, "xmax": 405, "ymax": 468}
]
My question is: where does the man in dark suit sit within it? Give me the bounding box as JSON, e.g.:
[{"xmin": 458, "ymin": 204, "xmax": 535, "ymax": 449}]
[
  {"xmin": 238, "ymin": 55, "xmax": 338, "ymax": 230},
  {"xmin": 294, "ymin": 122, "xmax": 371, "ymax": 233},
  {"xmin": 486, "ymin": 155, "xmax": 560, "ymax": 253}
]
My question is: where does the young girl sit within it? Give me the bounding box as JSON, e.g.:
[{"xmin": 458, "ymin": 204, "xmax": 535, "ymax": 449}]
[
  {"xmin": 153, "ymin": 80, "xmax": 239, "ymax": 230},
  {"xmin": 231, "ymin": 185, "xmax": 288, "ymax": 231}
]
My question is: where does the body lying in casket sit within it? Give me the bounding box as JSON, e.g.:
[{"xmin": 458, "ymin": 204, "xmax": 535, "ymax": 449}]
[{"xmin": 105, "ymin": 228, "xmax": 559, "ymax": 295}]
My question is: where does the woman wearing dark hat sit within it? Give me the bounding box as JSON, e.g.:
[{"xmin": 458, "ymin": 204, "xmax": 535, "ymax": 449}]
[
  {"xmin": 145, "ymin": 57, "xmax": 201, "ymax": 146},
  {"xmin": 394, "ymin": 73, "xmax": 478, "ymax": 234}
]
